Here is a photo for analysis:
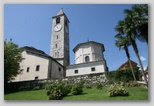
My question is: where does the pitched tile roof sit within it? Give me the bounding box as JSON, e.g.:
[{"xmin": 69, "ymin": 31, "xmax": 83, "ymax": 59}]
[{"xmin": 118, "ymin": 59, "xmax": 137, "ymax": 70}]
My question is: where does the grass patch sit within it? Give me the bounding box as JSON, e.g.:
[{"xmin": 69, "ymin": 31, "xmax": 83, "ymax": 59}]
[
  {"xmin": 63, "ymin": 86, "xmax": 148, "ymax": 100},
  {"xmin": 4, "ymin": 90, "xmax": 48, "ymax": 100},
  {"xmin": 4, "ymin": 86, "xmax": 148, "ymax": 100}
]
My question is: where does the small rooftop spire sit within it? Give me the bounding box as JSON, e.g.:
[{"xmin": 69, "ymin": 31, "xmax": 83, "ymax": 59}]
[{"xmin": 57, "ymin": 8, "xmax": 64, "ymax": 15}]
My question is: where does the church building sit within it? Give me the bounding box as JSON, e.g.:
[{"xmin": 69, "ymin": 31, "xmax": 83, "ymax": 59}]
[
  {"xmin": 66, "ymin": 41, "xmax": 108, "ymax": 77},
  {"xmin": 13, "ymin": 46, "xmax": 65, "ymax": 82},
  {"xmin": 13, "ymin": 9, "xmax": 108, "ymax": 82}
]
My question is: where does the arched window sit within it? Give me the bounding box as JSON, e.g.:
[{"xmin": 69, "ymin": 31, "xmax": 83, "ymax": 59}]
[
  {"xmin": 85, "ymin": 56, "xmax": 90, "ymax": 62},
  {"xmin": 56, "ymin": 17, "xmax": 60, "ymax": 24}
]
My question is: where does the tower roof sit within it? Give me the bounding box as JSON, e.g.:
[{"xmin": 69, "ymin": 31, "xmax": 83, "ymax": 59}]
[
  {"xmin": 57, "ymin": 9, "xmax": 64, "ymax": 15},
  {"xmin": 52, "ymin": 9, "xmax": 70, "ymax": 23},
  {"xmin": 73, "ymin": 41, "xmax": 105, "ymax": 53}
]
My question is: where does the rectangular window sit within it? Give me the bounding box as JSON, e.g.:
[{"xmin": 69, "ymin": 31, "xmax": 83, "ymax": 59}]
[
  {"xmin": 59, "ymin": 67, "xmax": 61, "ymax": 71},
  {"xmin": 35, "ymin": 77, "xmax": 38, "ymax": 80},
  {"xmin": 57, "ymin": 35, "xmax": 58, "ymax": 39},
  {"xmin": 74, "ymin": 70, "xmax": 78, "ymax": 74},
  {"xmin": 27, "ymin": 67, "xmax": 30, "ymax": 72},
  {"xmin": 91, "ymin": 67, "xmax": 95, "ymax": 71},
  {"xmin": 56, "ymin": 17, "xmax": 60, "ymax": 24},
  {"xmin": 36, "ymin": 65, "xmax": 40, "ymax": 71},
  {"xmin": 55, "ymin": 44, "xmax": 57, "ymax": 48}
]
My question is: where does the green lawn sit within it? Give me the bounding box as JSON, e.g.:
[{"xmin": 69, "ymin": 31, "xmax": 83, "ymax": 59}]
[
  {"xmin": 64, "ymin": 86, "xmax": 148, "ymax": 100},
  {"xmin": 4, "ymin": 90, "xmax": 48, "ymax": 100},
  {"xmin": 4, "ymin": 86, "xmax": 148, "ymax": 100}
]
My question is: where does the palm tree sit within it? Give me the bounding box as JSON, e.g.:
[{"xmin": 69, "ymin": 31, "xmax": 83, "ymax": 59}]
[
  {"xmin": 115, "ymin": 36, "xmax": 137, "ymax": 81},
  {"xmin": 129, "ymin": 34, "xmax": 148, "ymax": 87},
  {"xmin": 134, "ymin": 4, "xmax": 148, "ymax": 44},
  {"xmin": 124, "ymin": 4, "xmax": 148, "ymax": 44},
  {"xmin": 123, "ymin": 5, "xmax": 148, "ymax": 87},
  {"xmin": 115, "ymin": 21, "xmax": 136, "ymax": 81}
]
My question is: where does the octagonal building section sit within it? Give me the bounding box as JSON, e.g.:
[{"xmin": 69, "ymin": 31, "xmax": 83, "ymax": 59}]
[{"xmin": 73, "ymin": 41, "xmax": 106, "ymax": 64}]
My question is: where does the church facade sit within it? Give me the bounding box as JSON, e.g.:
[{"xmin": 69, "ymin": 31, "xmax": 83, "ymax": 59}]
[{"xmin": 13, "ymin": 9, "xmax": 108, "ymax": 82}]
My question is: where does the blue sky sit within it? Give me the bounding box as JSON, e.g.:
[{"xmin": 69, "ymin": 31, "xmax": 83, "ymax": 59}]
[{"xmin": 4, "ymin": 4, "xmax": 148, "ymax": 71}]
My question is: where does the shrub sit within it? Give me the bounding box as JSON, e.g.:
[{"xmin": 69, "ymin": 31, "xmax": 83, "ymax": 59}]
[
  {"xmin": 46, "ymin": 82, "xmax": 71, "ymax": 100},
  {"xmin": 125, "ymin": 81, "xmax": 139, "ymax": 87},
  {"xmin": 96, "ymin": 82, "xmax": 103, "ymax": 90},
  {"xmin": 32, "ymin": 82, "xmax": 47, "ymax": 90},
  {"xmin": 106, "ymin": 68, "xmax": 141, "ymax": 83},
  {"xmin": 85, "ymin": 84, "xmax": 92, "ymax": 89},
  {"xmin": 33, "ymin": 86, "xmax": 39, "ymax": 90},
  {"xmin": 46, "ymin": 83, "xmax": 63, "ymax": 100},
  {"xmin": 62, "ymin": 83, "xmax": 72, "ymax": 97},
  {"xmin": 71, "ymin": 82, "xmax": 83, "ymax": 95},
  {"xmin": 108, "ymin": 85, "xmax": 129, "ymax": 97},
  {"xmin": 38, "ymin": 82, "xmax": 46, "ymax": 89},
  {"xmin": 106, "ymin": 80, "xmax": 115, "ymax": 85}
]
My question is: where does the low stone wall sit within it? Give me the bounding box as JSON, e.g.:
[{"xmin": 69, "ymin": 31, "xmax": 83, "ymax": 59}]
[
  {"xmin": 47, "ymin": 73, "xmax": 107, "ymax": 87},
  {"xmin": 5, "ymin": 73, "xmax": 107, "ymax": 93}
]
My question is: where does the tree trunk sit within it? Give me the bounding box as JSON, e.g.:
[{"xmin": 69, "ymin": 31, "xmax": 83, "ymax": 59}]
[
  {"xmin": 128, "ymin": 59, "xmax": 136, "ymax": 81},
  {"xmin": 135, "ymin": 52, "xmax": 148, "ymax": 87},
  {"xmin": 131, "ymin": 38, "xmax": 148, "ymax": 87},
  {"xmin": 124, "ymin": 44, "xmax": 136, "ymax": 81}
]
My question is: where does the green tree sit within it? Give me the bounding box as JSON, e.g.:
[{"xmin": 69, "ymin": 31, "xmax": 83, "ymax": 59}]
[
  {"xmin": 115, "ymin": 21, "xmax": 136, "ymax": 81},
  {"xmin": 114, "ymin": 4, "xmax": 148, "ymax": 87},
  {"xmin": 124, "ymin": 4, "xmax": 148, "ymax": 44},
  {"xmin": 123, "ymin": 5, "xmax": 148, "ymax": 87},
  {"xmin": 4, "ymin": 39, "xmax": 23, "ymax": 85}
]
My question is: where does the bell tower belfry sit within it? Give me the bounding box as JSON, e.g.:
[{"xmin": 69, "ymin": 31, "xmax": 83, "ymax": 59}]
[{"xmin": 50, "ymin": 9, "xmax": 70, "ymax": 67}]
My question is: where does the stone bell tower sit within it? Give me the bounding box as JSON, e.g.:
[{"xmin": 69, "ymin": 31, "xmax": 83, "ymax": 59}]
[{"xmin": 50, "ymin": 9, "xmax": 70, "ymax": 67}]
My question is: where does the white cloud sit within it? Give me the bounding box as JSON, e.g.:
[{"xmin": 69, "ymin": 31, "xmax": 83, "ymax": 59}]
[
  {"xmin": 139, "ymin": 66, "xmax": 147, "ymax": 71},
  {"xmin": 140, "ymin": 56, "xmax": 146, "ymax": 62},
  {"xmin": 144, "ymin": 66, "xmax": 147, "ymax": 70}
]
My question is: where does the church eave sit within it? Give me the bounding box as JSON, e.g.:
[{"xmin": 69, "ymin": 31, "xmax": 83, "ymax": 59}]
[
  {"xmin": 50, "ymin": 57, "xmax": 65, "ymax": 68},
  {"xmin": 22, "ymin": 46, "xmax": 64, "ymax": 68}
]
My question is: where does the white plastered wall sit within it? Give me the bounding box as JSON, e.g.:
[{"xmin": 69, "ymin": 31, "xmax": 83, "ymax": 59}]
[
  {"xmin": 75, "ymin": 43, "xmax": 104, "ymax": 64},
  {"xmin": 66, "ymin": 61, "xmax": 105, "ymax": 77},
  {"xmin": 13, "ymin": 51, "xmax": 49, "ymax": 82}
]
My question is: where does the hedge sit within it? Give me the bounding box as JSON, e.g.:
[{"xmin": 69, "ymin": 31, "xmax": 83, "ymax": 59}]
[{"xmin": 106, "ymin": 68, "xmax": 141, "ymax": 83}]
